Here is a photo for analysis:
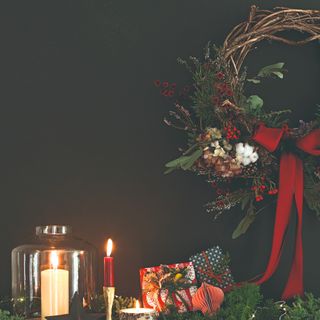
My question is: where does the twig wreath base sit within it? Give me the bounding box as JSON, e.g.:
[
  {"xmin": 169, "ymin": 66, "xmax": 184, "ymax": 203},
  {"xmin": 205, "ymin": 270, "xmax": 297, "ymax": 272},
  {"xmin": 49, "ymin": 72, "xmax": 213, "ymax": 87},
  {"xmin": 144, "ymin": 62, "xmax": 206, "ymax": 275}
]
[
  {"xmin": 223, "ymin": 6, "xmax": 320, "ymax": 83},
  {"xmin": 162, "ymin": 5, "xmax": 320, "ymax": 237},
  {"xmin": 159, "ymin": 6, "xmax": 320, "ymax": 299}
]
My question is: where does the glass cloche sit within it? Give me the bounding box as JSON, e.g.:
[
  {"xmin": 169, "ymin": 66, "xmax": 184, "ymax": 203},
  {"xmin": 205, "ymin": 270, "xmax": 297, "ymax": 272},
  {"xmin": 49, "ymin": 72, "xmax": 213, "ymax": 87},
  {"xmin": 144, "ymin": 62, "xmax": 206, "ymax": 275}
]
[{"xmin": 11, "ymin": 225, "xmax": 97, "ymax": 319}]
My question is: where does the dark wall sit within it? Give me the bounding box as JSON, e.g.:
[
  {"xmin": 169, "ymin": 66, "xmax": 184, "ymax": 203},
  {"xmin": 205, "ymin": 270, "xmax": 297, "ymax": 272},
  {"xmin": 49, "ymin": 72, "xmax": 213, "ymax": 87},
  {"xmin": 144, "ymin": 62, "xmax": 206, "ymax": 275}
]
[{"xmin": 1, "ymin": 0, "xmax": 320, "ymax": 300}]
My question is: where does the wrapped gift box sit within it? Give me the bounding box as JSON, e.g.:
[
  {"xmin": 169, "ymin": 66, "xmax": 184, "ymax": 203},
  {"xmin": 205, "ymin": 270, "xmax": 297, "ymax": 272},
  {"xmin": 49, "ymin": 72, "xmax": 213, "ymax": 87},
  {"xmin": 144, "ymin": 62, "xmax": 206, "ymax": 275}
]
[
  {"xmin": 140, "ymin": 262, "xmax": 198, "ymax": 313},
  {"xmin": 189, "ymin": 246, "xmax": 234, "ymax": 291}
]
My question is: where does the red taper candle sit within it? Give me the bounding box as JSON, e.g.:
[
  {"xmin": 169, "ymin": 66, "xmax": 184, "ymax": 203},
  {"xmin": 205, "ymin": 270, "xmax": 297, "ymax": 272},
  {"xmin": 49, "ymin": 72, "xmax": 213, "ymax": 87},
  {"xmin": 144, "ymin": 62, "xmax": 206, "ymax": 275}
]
[{"xmin": 104, "ymin": 239, "xmax": 114, "ymax": 287}]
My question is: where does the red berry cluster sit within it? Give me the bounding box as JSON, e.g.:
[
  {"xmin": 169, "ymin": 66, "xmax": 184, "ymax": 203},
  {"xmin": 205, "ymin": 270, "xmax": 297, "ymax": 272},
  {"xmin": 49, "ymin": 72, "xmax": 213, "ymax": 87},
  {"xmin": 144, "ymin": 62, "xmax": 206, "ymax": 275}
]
[
  {"xmin": 213, "ymin": 81, "xmax": 233, "ymax": 98},
  {"xmin": 251, "ymin": 185, "xmax": 266, "ymax": 202},
  {"xmin": 211, "ymin": 73, "xmax": 234, "ymax": 108},
  {"xmin": 224, "ymin": 123, "xmax": 240, "ymax": 140},
  {"xmin": 251, "ymin": 185, "xmax": 265, "ymax": 191},
  {"xmin": 154, "ymin": 80, "xmax": 176, "ymax": 97},
  {"xmin": 252, "ymin": 182, "xmax": 278, "ymax": 202},
  {"xmin": 268, "ymin": 188, "xmax": 278, "ymax": 195},
  {"xmin": 215, "ymin": 72, "xmax": 225, "ymax": 80}
]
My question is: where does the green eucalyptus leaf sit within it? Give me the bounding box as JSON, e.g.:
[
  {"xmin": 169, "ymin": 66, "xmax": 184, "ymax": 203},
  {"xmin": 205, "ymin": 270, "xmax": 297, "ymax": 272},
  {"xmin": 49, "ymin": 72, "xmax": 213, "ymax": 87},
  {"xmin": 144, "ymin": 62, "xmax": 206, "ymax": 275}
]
[
  {"xmin": 180, "ymin": 149, "xmax": 203, "ymax": 170},
  {"xmin": 246, "ymin": 95, "xmax": 264, "ymax": 113},
  {"xmin": 257, "ymin": 62, "xmax": 285, "ymax": 79},
  {"xmin": 165, "ymin": 157, "xmax": 187, "ymax": 168},
  {"xmin": 241, "ymin": 194, "xmax": 251, "ymax": 210},
  {"xmin": 247, "ymin": 78, "xmax": 261, "ymax": 84},
  {"xmin": 272, "ymin": 71, "xmax": 284, "ymax": 79},
  {"xmin": 232, "ymin": 211, "xmax": 256, "ymax": 239},
  {"xmin": 164, "ymin": 167, "xmax": 176, "ymax": 175},
  {"xmin": 164, "ymin": 149, "xmax": 202, "ymax": 173}
]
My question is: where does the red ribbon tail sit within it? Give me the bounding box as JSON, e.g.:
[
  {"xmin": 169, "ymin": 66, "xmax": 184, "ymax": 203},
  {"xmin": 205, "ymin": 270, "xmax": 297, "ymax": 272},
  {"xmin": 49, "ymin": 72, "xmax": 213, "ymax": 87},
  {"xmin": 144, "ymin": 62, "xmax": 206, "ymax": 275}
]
[
  {"xmin": 250, "ymin": 124, "xmax": 316, "ymax": 299},
  {"xmin": 282, "ymin": 157, "xmax": 304, "ymax": 300},
  {"xmin": 254, "ymin": 154, "xmax": 304, "ymax": 299},
  {"xmin": 255, "ymin": 153, "xmax": 296, "ymax": 286}
]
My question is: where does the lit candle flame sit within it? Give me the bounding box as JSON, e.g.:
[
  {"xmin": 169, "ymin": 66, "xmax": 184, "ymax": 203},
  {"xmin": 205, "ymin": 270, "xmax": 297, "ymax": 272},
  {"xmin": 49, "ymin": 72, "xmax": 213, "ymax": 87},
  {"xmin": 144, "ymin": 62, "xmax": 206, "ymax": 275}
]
[
  {"xmin": 135, "ymin": 300, "xmax": 140, "ymax": 309},
  {"xmin": 50, "ymin": 251, "xmax": 59, "ymax": 269},
  {"xmin": 106, "ymin": 239, "xmax": 113, "ymax": 257}
]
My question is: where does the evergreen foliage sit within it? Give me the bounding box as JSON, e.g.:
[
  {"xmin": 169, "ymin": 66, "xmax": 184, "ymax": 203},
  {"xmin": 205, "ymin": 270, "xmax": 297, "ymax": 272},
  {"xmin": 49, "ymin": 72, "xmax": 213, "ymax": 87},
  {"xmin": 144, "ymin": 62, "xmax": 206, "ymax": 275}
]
[{"xmin": 3, "ymin": 285, "xmax": 320, "ymax": 319}]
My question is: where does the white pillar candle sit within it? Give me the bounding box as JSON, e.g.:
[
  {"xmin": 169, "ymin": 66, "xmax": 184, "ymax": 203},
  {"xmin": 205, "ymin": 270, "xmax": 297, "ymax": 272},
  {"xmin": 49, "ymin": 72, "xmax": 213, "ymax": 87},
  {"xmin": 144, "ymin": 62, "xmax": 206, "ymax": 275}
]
[{"xmin": 41, "ymin": 251, "xmax": 69, "ymax": 320}]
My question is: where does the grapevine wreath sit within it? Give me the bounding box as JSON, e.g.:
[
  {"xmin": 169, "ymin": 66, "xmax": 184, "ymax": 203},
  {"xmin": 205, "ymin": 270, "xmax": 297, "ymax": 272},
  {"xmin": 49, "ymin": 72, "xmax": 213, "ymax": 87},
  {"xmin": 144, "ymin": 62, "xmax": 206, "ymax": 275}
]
[{"xmin": 157, "ymin": 6, "xmax": 320, "ymax": 299}]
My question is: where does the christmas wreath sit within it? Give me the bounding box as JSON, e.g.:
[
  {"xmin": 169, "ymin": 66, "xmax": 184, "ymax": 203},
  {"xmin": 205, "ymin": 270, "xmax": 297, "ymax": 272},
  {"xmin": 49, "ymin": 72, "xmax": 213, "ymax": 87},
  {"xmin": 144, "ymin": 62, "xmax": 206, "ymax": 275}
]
[{"xmin": 157, "ymin": 6, "xmax": 320, "ymax": 299}]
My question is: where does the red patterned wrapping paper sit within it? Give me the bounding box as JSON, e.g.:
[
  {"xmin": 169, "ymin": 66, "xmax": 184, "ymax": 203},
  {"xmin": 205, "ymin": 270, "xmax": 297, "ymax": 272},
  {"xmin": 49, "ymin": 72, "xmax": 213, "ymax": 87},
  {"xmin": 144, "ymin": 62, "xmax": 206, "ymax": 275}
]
[{"xmin": 140, "ymin": 262, "xmax": 198, "ymax": 313}]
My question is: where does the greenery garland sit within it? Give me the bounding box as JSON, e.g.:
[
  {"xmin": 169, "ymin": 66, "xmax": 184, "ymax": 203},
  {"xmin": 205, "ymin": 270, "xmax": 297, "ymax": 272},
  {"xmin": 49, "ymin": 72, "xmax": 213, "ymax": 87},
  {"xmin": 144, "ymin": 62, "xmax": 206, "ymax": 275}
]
[
  {"xmin": 2, "ymin": 285, "xmax": 320, "ymax": 320},
  {"xmin": 157, "ymin": 6, "xmax": 320, "ymax": 238}
]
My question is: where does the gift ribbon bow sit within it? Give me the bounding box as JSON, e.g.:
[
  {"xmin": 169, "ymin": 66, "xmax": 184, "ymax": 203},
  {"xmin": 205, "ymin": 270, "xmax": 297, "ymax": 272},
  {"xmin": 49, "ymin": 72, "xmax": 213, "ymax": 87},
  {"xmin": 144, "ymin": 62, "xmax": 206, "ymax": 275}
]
[
  {"xmin": 252, "ymin": 124, "xmax": 320, "ymax": 299},
  {"xmin": 143, "ymin": 266, "xmax": 194, "ymax": 311}
]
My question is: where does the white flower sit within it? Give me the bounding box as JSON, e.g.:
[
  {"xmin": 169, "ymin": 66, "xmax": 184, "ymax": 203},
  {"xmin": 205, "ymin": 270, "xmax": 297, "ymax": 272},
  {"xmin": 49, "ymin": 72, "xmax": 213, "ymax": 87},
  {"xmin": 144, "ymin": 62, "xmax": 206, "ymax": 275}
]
[
  {"xmin": 250, "ymin": 152, "xmax": 259, "ymax": 163},
  {"xmin": 235, "ymin": 142, "xmax": 259, "ymax": 166},
  {"xmin": 236, "ymin": 143, "xmax": 245, "ymax": 154},
  {"xmin": 242, "ymin": 157, "xmax": 252, "ymax": 166},
  {"xmin": 242, "ymin": 158, "xmax": 250, "ymax": 166},
  {"xmin": 243, "ymin": 143, "xmax": 254, "ymax": 157}
]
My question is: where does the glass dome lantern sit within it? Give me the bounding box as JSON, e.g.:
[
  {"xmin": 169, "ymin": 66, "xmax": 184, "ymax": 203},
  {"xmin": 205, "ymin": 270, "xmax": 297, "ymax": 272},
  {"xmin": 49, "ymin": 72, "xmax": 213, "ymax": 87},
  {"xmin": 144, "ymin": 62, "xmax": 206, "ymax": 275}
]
[{"xmin": 11, "ymin": 225, "xmax": 97, "ymax": 319}]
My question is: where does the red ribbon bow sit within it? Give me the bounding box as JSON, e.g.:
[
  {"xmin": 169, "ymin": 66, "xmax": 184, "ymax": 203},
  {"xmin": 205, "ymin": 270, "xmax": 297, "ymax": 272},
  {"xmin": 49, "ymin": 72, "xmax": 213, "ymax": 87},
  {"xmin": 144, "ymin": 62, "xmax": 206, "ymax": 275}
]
[{"xmin": 252, "ymin": 124, "xmax": 320, "ymax": 299}]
